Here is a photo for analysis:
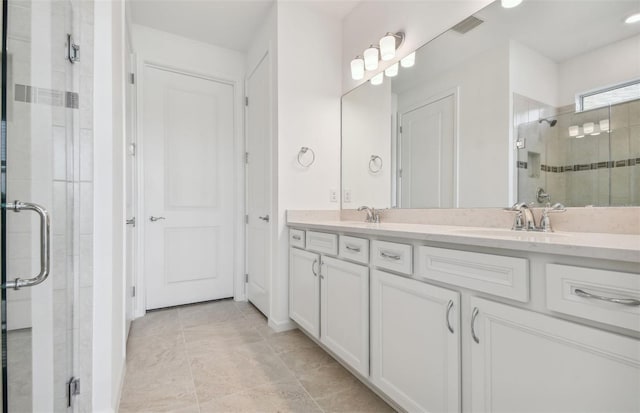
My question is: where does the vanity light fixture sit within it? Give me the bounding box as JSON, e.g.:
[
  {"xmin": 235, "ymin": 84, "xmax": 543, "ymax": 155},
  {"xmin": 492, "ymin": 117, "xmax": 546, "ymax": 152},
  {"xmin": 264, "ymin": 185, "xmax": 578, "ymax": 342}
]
[
  {"xmin": 364, "ymin": 46, "xmax": 379, "ymax": 71},
  {"xmin": 501, "ymin": 0, "xmax": 523, "ymax": 8},
  {"xmin": 400, "ymin": 51, "xmax": 416, "ymax": 68},
  {"xmin": 583, "ymin": 122, "xmax": 595, "ymax": 135},
  {"xmin": 568, "ymin": 125, "xmax": 580, "ymax": 137},
  {"xmin": 379, "ymin": 32, "xmax": 405, "ymax": 61},
  {"xmin": 384, "ymin": 62, "xmax": 399, "ymax": 77},
  {"xmin": 625, "ymin": 12, "xmax": 640, "ymax": 24},
  {"xmin": 371, "ymin": 72, "xmax": 384, "ymax": 86},
  {"xmin": 351, "ymin": 56, "xmax": 365, "ymax": 80},
  {"xmin": 599, "ymin": 119, "xmax": 610, "ymax": 132}
]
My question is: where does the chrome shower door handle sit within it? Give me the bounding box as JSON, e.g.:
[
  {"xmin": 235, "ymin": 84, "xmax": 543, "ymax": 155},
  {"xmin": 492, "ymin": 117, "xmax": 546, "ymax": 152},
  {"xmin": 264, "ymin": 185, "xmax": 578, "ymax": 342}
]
[
  {"xmin": 149, "ymin": 216, "xmax": 166, "ymax": 222},
  {"xmin": 259, "ymin": 215, "xmax": 270, "ymax": 222},
  {"xmin": 4, "ymin": 201, "xmax": 51, "ymax": 290}
]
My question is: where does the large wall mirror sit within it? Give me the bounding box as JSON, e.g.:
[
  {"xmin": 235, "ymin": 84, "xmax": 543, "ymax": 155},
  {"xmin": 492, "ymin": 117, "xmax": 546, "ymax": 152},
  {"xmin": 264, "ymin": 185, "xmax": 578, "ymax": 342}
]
[{"xmin": 341, "ymin": 0, "xmax": 640, "ymax": 209}]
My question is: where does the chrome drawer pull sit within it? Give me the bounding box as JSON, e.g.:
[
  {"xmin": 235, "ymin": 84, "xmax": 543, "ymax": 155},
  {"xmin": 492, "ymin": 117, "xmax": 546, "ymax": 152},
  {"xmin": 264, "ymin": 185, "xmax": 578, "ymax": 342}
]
[
  {"xmin": 311, "ymin": 259, "xmax": 319, "ymax": 277},
  {"xmin": 292, "ymin": 235, "xmax": 302, "ymax": 241},
  {"xmin": 446, "ymin": 300, "xmax": 454, "ymax": 334},
  {"xmin": 574, "ymin": 288, "xmax": 640, "ymax": 306},
  {"xmin": 471, "ymin": 307, "xmax": 480, "ymax": 343},
  {"xmin": 345, "ymin": 244, "xmax": 361, "ymax": 253},
  {"xmin": 380, "ymin": 251, "xmax": 401, "ymax": 260}
]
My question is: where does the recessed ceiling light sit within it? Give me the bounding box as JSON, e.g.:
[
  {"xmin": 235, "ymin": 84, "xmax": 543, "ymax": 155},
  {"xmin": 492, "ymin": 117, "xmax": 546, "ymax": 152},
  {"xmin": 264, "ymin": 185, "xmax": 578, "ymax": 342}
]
[
  {"xmin": 625, "ymin": 12, "xmax": 640, "ymax": 24},
  {"xmin": 501, "ymin": 0, "xmax": 523, "ymax": 8}
]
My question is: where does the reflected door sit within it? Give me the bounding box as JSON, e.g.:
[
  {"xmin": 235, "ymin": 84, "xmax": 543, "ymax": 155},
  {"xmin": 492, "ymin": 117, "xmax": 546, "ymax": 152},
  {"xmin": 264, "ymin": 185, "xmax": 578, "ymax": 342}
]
[
  {"xmin": 398, "ymin": 94, "xmax": 455, "ymax": 208},
  {"xmin": 2, "ymin": 0, "xmax": 81, "ymax": 411}
]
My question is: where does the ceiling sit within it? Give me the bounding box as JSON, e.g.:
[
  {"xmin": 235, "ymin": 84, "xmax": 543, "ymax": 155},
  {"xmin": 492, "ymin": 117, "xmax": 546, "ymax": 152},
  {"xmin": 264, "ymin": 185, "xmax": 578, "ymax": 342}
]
[{"xmin": 129, "ymin": 0, "xmax": 360, "ymax": 52}]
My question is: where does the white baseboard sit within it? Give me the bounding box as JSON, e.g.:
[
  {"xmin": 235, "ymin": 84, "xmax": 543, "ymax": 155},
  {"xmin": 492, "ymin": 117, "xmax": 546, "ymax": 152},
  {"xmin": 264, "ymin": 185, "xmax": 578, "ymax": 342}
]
[
  {"xmin": 113, "ymin": 358, "xmax": 127, "ymax": 412},
  {"xmin": 267, "ymin": 317, "xmax": 296, "ymax": 332}
]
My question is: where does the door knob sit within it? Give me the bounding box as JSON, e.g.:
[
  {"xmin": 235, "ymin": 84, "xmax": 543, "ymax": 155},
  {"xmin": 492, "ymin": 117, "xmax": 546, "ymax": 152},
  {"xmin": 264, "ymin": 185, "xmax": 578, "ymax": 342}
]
[
  {"xmin": 258, "ymin": 215, "xmax": 270, "ymax": 222},
  {"xmin": 149, "ymin": 216, "xmax": 166, "ymax": 222},
  {"xmin": 126, "ymin": 217, "xmax": 136, "ymax": 227}
]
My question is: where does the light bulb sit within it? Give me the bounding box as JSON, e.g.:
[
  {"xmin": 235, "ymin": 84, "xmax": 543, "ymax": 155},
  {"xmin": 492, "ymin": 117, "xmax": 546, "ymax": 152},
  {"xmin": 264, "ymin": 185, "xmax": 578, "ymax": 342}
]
[
  {"xmin": 384, "ymin": 62, "xmax": 399, "ymax": 77},
  {"xmin": 583, "ymin": 122, "xmax": 595, "ymax": 134},
  {"xmin": 371, "ymin": 72, "xmax": 384, "ymax": 86},
  {"xmin": 501, "ymin": 0, "xmax": 523, "ymax": 8},
  {"xmin": 568, "ymin": 125, "xmax": 579, "ymax": 137},
  {"xmin": 364, "ymin": 46, "xmax": 379, "ymax": 71},
  {"xmin": 599, "ymin": 119, "xmax": 610, "ymax": 132},
  {"xmin": 350, "ymin": 57, "xmax": 364, "ymax": 80},
  {"xmin": 379, "ymin": 34, "xmax": 397, "ymax": 61},
  {"xmin": 400, "ymin": 51, "xmax": 415, "ymax": 68}
]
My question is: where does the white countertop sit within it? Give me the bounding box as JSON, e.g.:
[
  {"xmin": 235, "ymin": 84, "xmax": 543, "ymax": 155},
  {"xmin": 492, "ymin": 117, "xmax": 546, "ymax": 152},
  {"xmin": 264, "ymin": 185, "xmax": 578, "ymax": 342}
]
[{"xmin": 287, "ymin": 219, "xmax": 640, "ymax": 263}]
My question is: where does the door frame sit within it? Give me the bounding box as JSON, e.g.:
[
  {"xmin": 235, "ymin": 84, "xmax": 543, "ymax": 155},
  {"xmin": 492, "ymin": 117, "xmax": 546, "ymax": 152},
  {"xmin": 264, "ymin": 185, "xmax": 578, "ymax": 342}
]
[
  {"xmin": 396, "ymin": 86, "xmax": 460, "ymax": 208},
  {"xmin": 133, "ymin": 60, "xmax": 245, "ymax": 318}
]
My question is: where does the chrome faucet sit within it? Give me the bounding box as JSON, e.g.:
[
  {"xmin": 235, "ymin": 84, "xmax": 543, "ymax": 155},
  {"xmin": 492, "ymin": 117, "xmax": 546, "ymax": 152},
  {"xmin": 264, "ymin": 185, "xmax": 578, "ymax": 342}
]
[
  {"xmin": 357, "ymin": 206, "xmax": 380, "ymax": 223},
  {"xmin": 506, "ymin": 202, "xmax": 566, "ymax": 232}
]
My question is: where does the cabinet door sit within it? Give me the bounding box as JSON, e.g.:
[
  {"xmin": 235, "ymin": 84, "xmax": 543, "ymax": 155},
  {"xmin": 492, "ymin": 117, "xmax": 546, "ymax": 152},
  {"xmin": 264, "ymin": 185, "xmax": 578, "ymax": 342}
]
[
  {"xmin": 321, "ymin": 256, "xmax": 369, "ymax": 376},
  {"xmin": 289, "ymin": 248, "xmax": 320, "ymax": 338},
  {"xmin": 371, "ymin": 269, "xmax": 461, "ymax": 412},
  {"xmin": 470, "ymin": 296, "xmax": 640, "ymax": 413}
]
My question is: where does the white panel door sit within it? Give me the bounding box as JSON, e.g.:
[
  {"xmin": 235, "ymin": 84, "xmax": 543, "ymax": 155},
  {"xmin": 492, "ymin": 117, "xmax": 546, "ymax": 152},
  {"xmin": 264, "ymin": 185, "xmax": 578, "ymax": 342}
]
[
  {"xmin": 371, "ymin": 269, "xmax": 461, "ymax": 413},
  {"xmin": 399, "ymin": 93, "xmax": 455, "ymax": 208},
  {"xmin": 125, "ymin": 51, "xmax": 137, "ymax": 332},
  {"xmin": 289, "ymin": 248, "xmax": 320, "ymax": 338},
  {"xmin": 143, "ymin": 65, "xmax": 235, "ymax": 309},
  {"xmin": 470, "ymin": 296, "xmax": 640, "ymax": 413},
  {"xmin": 246, "ymin": 55, "xmax": 271, "ymax": 316},
  {"xmin": 320, "ymin": 256, "xmax": 369, "ymax": 376}
]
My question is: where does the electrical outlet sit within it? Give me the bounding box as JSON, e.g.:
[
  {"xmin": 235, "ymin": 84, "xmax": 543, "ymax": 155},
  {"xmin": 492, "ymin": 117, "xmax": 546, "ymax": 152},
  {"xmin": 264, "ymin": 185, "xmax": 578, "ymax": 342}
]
[
  {"xmin": 329, "ymin": 189, "xmax": 338, "ymax": 203},
  {"xmin": 344, "ymin": 189, "xmax": 352, "ymax": 203}
]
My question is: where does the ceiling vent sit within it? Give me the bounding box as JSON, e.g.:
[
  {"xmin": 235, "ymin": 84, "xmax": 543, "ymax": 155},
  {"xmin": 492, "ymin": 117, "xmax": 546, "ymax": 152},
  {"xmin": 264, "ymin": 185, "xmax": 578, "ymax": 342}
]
[{"xmin": 451, "ymin": 16, "xmax": 484, "ymax": 34}]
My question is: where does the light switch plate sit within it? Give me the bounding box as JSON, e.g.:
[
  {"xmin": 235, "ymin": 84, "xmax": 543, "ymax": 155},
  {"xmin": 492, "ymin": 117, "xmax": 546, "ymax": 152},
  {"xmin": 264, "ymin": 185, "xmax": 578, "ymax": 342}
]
[
  {"xmin": 344, "ymin": 189, "xmax": 352, "ymax": 203},
  {"xmin": 329, "ymin": 189, "xmax": 338, "ymax": 202}
]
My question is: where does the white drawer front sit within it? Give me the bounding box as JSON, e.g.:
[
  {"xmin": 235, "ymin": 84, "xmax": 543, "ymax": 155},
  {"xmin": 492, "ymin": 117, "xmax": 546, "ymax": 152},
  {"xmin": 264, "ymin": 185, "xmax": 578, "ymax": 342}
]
[
  {"xmin": 371, "ymin": 240, "xmax": 413, "ymax": 275},
  {"xmin": 339, "ymin": 235, "xmax": 369, "ymax": 264},
  {"xmin": 417, "ymin": 246, "xmax": 529, "ymax": 302},
  {"xmin": 306, "ymin": 231, "xmax": 338, "ymax": 255},
  {"xmin": 289, "ymin": 229, "xmax": 306, "ymax": 249},
  {"xmin": 546, "ymin": 264, "xmax": 640, "ymax": 332}
]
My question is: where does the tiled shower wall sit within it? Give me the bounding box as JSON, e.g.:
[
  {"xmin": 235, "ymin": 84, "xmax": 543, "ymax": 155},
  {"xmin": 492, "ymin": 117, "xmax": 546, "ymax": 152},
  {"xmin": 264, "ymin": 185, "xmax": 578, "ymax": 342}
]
[
  {"xmin": 5, "ymin": 0, "xmax": 93, "ymax": 411},
  {"xmin": 515, "ymin": 93, "xmax": 640, "ymax": 207}
]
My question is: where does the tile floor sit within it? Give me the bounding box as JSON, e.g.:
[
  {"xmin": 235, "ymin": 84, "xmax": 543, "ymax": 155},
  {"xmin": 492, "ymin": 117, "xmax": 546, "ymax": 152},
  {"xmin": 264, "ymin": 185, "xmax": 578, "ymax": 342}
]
[{"xmin": 119, "ymin": 299, "xmax": 395, "ymax": 413}]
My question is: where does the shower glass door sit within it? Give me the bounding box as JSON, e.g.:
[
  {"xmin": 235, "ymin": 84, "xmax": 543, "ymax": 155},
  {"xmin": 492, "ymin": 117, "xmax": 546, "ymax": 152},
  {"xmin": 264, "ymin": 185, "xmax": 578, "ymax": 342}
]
[{"xmin": 1, "ymin": 0, "xmax": 84, "ymax": 410}]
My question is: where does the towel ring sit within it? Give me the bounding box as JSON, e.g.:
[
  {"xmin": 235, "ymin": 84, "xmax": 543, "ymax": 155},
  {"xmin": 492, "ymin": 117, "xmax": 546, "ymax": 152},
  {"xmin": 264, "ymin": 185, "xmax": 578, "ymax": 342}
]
[
  {"xmin": 369, "ymin": 155, "xmax": 383, "ymax": 173},
  {"xmin": 297, "ymin": 147, "xmax": 315, "ymax": 167}
]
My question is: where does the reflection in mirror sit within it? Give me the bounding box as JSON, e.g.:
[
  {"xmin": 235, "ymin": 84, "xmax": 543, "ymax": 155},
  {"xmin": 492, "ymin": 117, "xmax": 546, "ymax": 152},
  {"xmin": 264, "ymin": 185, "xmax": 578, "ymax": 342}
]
[{"xmin": 341, "ymin": 0, "xmax": 640, "ymax": 209}]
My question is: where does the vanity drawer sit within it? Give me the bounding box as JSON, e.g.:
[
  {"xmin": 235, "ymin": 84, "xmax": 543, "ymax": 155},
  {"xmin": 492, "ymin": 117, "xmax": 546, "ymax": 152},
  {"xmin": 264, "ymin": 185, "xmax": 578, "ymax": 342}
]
[
  {"xmin": 417, "ymin": 246, "xmax": 529, "ymax": 302},
  {"xmin": 339, "ymin": 235, "xmax": 369, "ymax": 264},
  {"xmin": 289, "ymin": 229, "xmax": 306, "ymax": 249},
  {"xmin": 546, "ymin": 264, "xmax": 640, "ymax": 332},
  {"xmin": 306, "ymin": 231, "xmax": 338, "ymax": 255},
  {"xmin": 371, "ymin": 240, "xmax": 412, "ymax": 275}
]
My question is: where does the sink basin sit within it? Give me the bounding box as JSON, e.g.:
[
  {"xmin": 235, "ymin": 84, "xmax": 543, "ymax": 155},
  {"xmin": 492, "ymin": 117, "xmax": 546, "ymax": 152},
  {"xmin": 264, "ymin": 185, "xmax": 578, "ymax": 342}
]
[{"xmin": 452, "ymin": 228, "xmax": 568, "ymax": 238}]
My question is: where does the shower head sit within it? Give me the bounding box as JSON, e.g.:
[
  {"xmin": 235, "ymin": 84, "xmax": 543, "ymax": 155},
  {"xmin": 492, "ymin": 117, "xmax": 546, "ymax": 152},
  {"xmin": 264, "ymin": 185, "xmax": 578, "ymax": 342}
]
[{"xmin": 539, "ymin": 118, "xmax": 557, "ymax": 127}]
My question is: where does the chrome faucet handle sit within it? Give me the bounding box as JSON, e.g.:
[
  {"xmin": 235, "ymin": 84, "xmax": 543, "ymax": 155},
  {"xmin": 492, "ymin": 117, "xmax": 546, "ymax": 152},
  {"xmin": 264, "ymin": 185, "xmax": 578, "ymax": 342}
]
[
  {"xmin": 357, "ymin": 206, "xmax": 374, "ymax": 223},
  {"xmin": 539, "ymin": 203, "xmax": 567, "ymax": 232},
  {"xmin": 512, "ymin": 210, "xmax": 525, "ymax": 230}
]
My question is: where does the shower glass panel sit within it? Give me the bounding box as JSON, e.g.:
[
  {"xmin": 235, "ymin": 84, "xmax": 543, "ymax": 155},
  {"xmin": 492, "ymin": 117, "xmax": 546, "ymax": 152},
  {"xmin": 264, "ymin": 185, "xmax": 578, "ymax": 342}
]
[
  {"xmin": 1, "ymin": 0, "xmax": 93, "ymax": 411},
  {"xmin": 516, "ymin": 99, "xmax": 640, "ymax": 207}
]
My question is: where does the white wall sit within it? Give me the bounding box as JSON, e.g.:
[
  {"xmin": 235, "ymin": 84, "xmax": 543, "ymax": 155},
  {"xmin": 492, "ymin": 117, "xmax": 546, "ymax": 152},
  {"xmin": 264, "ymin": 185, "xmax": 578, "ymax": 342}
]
[
  {"xmin": 93, "ymin": 0, "xmax": 126, "ymax": 411},
  {"xmin": 342, "ymin": 0, "xmax": 493, "ymax": 93},
  {"xmin": 342, "ymin": 81, "xmax": 392, "ymax": 208},
  {"xmin": 510, "ymin": 40, "xmax": 560, "ymax": 108},
  {"xmin": 130, "ymin": 24, "xmax": 247, "ymax": 313},
  {"xmin": 558, "ymin": 34, "xmax": 640, "ymax": 106},
  {"xmin": 271, "ymin": 1, "xmax": 343, "ymax": 327}
]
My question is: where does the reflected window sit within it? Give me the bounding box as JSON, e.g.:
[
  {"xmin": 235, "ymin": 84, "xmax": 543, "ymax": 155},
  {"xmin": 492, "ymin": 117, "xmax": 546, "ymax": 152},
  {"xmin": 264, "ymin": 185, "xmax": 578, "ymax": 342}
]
[{"xmin": 578, "ymin": 79, "xmax": 640, "ymax": 111}]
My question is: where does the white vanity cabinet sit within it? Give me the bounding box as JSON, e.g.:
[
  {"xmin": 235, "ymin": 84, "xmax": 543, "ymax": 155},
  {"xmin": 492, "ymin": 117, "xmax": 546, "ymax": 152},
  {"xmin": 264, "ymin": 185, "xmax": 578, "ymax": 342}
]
[
  {"xmin": 320, "ymin": 256, "xmax": 369, "ymax": 376},
  {"xmin": 469, "ymin": 296, "xmax": 640, "ymax": 413},
  {"xmin": 371, "ymin": 269, "xmax": 461, "ymax": 413},
  {"xmin": 289, "ymin": 247, "xmax": 320, "ymax": 338}
]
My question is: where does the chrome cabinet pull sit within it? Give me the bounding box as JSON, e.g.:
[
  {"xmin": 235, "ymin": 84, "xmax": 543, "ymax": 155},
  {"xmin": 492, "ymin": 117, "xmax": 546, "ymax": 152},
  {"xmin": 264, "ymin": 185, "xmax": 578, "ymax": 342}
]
[
  {"xmin": 471, "ymin": 307, "xmax": 480, "ymax": 343},
  {"xmin": 4, "ymin": 201, "xmax": 51, "ymax": 290},
  {"xmin": 311, "ymin": 259, "xmax": 318, "ymax": 277},
  {"xmin": 259, "ymin": 215, "xmax": 270, "ymax": 222},
  {"xmin": 345, "ymin": 244, "xmax": 361, "ymax": 253},
  {"xmin": 292, "ymin": 234, "xmax": 301, "ymax": 241},
  {"xmin": 574, "ymin": 288, "xmax": 640, "ymax": 306},
  {"xmin": 149, "ymin": 216, "xmax": 166, "ymax": 222},
  {"xmin": 126, "ymin": 217, "xmax": 136, "ymax": 227},
  {"xmin": 446, "ymin": 300, "xmax": 454, "ymax": 334},
  {"xmin": 380, "ymin": 251, "xmax": 401, "ymax": 260}
]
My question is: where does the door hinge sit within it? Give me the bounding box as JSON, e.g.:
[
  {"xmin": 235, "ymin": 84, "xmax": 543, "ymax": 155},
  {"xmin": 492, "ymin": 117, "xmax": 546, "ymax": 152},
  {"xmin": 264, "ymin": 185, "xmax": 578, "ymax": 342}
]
[
  {"xmin": 132, "ymin": 286, "xmax": 136, "ymax": 297},
  {"xmin": 245, "ymin": 214, "xmax": 249, "ymax": 224},
  {"xmin": 245, "ymin": 96, "xmax": 249, "ymax": 106},
  {"xmin": 399, "ymin": 125, "xmax": 403, "ymax": 134},
  {"xmin": 245, "ymin": 273, "xmax": 249, "ymax": 283},
  {"xmin": 67, "ymin": 34, "xmax": 80, "ymax": 64},
  {"xmin": 128, "ymin": 142, "xmax": 136, "ymax": 156},
  {"xmin": 245, "ymin": 152, "xmax": 249, "ymax": 164},
  {"xmin": 67, "ymin": 377, "xmax": 80, "ymax": 407}
]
